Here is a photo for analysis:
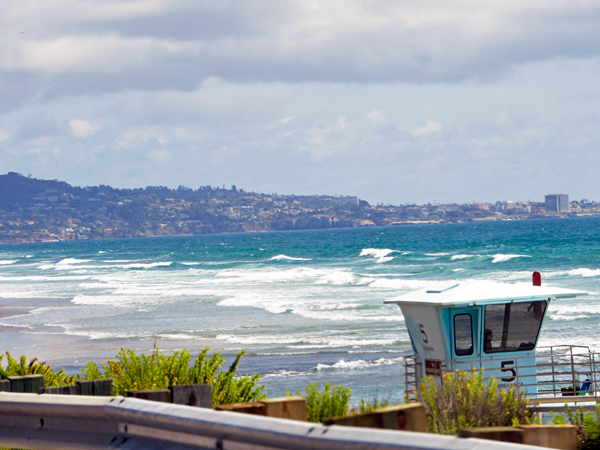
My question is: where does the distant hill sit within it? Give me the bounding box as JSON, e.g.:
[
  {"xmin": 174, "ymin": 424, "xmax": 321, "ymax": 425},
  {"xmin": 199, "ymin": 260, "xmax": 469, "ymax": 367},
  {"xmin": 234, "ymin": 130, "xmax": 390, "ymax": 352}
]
[{"xmin": 0, "ymin": 173, "xmax": 583, "ymax": 243}]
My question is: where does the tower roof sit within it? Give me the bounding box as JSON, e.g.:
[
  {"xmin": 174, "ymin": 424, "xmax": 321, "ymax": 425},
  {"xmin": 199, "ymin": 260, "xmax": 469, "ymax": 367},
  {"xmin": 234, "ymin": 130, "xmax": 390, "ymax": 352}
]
[{"xmin": 384, "ymin": 280, "xmax": 590, "ymax": 307}]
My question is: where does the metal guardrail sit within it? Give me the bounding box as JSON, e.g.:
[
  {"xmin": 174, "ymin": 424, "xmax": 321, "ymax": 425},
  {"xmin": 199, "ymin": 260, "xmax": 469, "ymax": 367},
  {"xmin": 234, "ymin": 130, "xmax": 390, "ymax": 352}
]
[{"xmin": 0, "ymin": 392, "xmax": 542, "ymax": 450}]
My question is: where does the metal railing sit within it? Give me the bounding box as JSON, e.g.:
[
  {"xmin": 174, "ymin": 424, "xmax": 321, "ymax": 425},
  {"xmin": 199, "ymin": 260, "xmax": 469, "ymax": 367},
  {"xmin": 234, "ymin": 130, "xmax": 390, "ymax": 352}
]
[
  {"xmin": 0, "ymin": 392, "xmax": 537, "ymax": 450},
  {"xmin": 404, "ymin": 345, "xmax": 600, "ymax": 401}
]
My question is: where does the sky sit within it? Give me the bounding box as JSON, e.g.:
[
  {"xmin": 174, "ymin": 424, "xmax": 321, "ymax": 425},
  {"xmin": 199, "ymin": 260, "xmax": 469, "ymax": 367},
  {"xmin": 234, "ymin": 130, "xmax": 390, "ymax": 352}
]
[{"xmin": 1, "ymin": 1, "xmax": 600, "ymax": 205}]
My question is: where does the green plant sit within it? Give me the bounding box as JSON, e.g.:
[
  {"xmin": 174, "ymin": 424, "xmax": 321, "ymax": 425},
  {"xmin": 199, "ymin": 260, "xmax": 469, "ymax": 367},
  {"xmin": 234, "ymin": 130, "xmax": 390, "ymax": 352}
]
[
  {"xmin": 419, "ymin": 369, "xmax": 533, "ymax": 434},
  {"xmin": 0, "ymin": 351, "xmax": 76, "ymax": 387},
  {"xmin": 289, "ymin": 382, "xmax": 352, "ymax": 423},
  {"xmin": 79, "ymin": 348, "xmax": 265, "ymax": 406},
  {"xmin": 357, "ymin": 397, "xmax": 396, "ymax": 414},
  {"xmin": 552, "ymin": 404, "xmax": 600, "ymax": 449}
]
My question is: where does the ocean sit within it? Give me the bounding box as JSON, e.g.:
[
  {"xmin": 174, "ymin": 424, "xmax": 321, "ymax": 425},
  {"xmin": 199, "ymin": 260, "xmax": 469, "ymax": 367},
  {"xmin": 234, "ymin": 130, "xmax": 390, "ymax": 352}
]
[{"xmin": 0, "ymin": 217, "xmax": 599, "ymax": 405}]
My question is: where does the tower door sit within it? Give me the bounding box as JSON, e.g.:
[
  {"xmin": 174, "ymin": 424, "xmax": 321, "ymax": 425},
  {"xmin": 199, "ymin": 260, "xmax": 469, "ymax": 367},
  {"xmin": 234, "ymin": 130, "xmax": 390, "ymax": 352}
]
[{"xmin": 450, "ymin": 307, "xmax": 481, "ymax": 370}]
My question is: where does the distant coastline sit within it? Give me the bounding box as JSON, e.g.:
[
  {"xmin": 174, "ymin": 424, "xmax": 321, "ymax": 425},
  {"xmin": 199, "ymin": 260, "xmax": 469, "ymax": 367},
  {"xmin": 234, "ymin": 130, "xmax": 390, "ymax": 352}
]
[{"xmin": 0, "ymin": 172, "xmax": 593, "ymax": 244}]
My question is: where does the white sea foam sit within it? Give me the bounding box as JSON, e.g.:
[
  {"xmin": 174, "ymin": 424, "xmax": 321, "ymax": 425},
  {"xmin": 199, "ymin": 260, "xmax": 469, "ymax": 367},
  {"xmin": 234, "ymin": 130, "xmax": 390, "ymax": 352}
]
[
  {"xmin": 424, "ymin": 252, "xmax": 450, "ymax": 256},
  {"xmin": 315, "ymin": 272, "xmax": 355, "ymax": 285},
  {"xmin": 57, "ymin": 258, "xmax": 91, "ymax": 265},
  {"xmin": 269, "ymin": 255, "xmax": 312, "ymax": 261},
  {"xmin": 360, "ymin": 249, "xmax": 395, "ymax": 258},
  {"xmin": 569, "ymin": 268, "xmax": 600, "ymax": 278},
  {"xmin": 451, "ymin": 254, "xmax": 477, "ymax": 261},
  {"xmin": 491, "ymin": 254, "xmax": 531, "ymax": 263},
  {"xmin": 0, "ymin": 260, "xmax": 17, "ymax": 265},
  {"xmin": 359, "ymin": 248, "xmax": 398, "ymax": 263},
  {"xmin": 314, "ymin": 357, "xmax": 403, "ymax": 372}
]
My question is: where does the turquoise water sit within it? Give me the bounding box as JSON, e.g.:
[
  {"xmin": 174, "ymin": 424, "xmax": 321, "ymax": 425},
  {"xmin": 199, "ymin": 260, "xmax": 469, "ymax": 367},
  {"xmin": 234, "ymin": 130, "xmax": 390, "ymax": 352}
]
[{"xmin": 0, "ymin": 217, "xmax": 599, "ymax": 403}]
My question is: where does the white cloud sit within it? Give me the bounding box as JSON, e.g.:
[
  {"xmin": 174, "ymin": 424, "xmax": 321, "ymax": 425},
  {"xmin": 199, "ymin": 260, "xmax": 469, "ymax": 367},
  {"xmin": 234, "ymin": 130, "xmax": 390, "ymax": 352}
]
[
  {"xmin": 366, "ymin": 110, "xmax": 387, "ymax": 126},
  {"xmin": 69, "ymin": 119, "xmax": 100, "ymax": 137},
  {"xmin": 148, "ymin": 148, "xmax": 172, "ymax": 162},
  {"xmin": 410, "ymin": 121, "xmax": 442, "ymax": 137},
  {"xmin": 2, "ymin": 1, "xmax": 600, "ymax": 86}
]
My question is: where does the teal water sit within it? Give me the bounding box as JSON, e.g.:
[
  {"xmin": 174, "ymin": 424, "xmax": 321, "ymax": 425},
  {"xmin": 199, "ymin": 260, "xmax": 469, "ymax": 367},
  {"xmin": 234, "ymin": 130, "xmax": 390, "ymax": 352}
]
[{"xmin": 0, "ymin": 217, "xmax": 599, "ymax": 403}]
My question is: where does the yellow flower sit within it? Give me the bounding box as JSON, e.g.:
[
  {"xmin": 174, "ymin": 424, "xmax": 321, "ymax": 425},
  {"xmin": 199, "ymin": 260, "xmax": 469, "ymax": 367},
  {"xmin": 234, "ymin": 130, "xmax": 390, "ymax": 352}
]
[{"xmin": 501, "ymin": 390, "xmax": 506, "ymax": 396}]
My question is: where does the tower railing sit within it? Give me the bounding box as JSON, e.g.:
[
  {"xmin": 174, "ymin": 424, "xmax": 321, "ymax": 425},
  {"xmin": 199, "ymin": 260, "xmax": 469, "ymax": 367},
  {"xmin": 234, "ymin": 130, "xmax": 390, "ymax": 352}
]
[{"xmin": 403, "ymin": 345, "xmax": 600, "ymax": 401}]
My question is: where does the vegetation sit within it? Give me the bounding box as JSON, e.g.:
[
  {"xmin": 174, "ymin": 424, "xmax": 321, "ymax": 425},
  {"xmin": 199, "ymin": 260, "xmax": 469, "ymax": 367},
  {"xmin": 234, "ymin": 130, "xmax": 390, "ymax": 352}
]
[
  {"xmin": 357, "ymin": 397, "xmax": 396, "ymax": 414},
  {"xmin": 0, "ymin": 351, "xmax": 76, "ymax": 387},
  {"xmin": 79, "ymin": 348, "xmax": 265, "ymax": 407},
  {"xmin": 289, "ymin": 382, "xmax": 352, "ymax": 423},
  {"xmin": 419, "ymin": 369, "xmax": 533, "ymax": 434},
  {"xmin": 552, "ymin": 404, "xmax": 600, "ymax": 449}
]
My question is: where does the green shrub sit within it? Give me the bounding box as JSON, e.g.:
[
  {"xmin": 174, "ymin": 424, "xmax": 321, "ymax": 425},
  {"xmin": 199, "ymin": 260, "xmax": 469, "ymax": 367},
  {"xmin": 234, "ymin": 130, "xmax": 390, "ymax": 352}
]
[
  {"xmin": 552, "ymin": 404, "xmax": 600, "ymax": 449},
  {"xmin": 289, "ymin": 382, "xmax": 351, "ymax": 423},
  {"xmin": 357, "ymin": 397, "xmax": 396, "ymax": 414},
  {"xmin": 79, "ymin": 348, "xmax": 265, "ymax": 407},
  {"xmin": 419, "ymin": 369, "xmax": 533, "ymax": 434},
  {"xmin": 0, "ymin": 351, "xmax": 76, "ymax": 387}
]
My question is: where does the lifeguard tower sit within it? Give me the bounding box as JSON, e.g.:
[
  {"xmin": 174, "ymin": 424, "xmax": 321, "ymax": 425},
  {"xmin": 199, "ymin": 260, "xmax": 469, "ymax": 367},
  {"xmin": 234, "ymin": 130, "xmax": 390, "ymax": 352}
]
[{"xmin": 385, "ymin": 273, "xmax": 599, "ymax": 400}]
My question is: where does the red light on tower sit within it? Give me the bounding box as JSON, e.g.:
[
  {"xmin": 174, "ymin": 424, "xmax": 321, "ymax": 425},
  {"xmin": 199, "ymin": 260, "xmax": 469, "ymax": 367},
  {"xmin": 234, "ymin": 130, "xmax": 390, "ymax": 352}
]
[{"xmin": 533, "ymin": 271, "xmax": 541, "ymax": 286}]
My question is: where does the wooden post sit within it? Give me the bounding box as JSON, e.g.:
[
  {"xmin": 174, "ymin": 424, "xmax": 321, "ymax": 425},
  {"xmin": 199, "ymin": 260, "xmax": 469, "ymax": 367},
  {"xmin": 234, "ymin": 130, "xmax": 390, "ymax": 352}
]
[
  {"xmin": 40, "ymin": 385, "xmax": 81, "ymax": 395},
  {"xmin": 77, "ymin": 378, "xmax": 113, "ymax": 396},
  {"xmin": 169, "ymin": 384, "xmax": 212, "ymax": 408},
  {"xmin": 8, "ymin": 375, "xmax": 44, "ymax": 393},
  {"xmin": 126, "ymin": 389, "xmax": 171, "ymax": 403},
  {"xmin": 325, "ymin": 403, "xmax": 427, "ymax": 432}
]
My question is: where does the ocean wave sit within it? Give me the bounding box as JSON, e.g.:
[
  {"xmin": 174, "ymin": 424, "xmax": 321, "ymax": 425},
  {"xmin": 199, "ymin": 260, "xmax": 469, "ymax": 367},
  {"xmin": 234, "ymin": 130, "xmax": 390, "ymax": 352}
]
[
  {"xmin": 269, "ymin": 255, "xmax": 312, "ymax": 261},
  {"xmin": 451, "ymin": 254, "xmax": 478, "ymax": 261},
  {"xmin": 491, "ymin": 254, "xmax": 531, "ymax": 263},
  {"xmin": 39, "ymin": 261, "xmax": 173, "ymax": 271},
  {"xmin": 262, "ymin": 370, "xmax": 306, "ymax": 379},
  {"xmin": 0, "ymin": 260, "xmax": 17, "ymax": 265},
  {"xmin": 215, "ymin": 333, "xmax": 401, "ymax": 348},
  {"xmin": 568, "ymin": 268, "xmax": 600, "ymax": 278},
  {"xmin": 315, "ymin": 272, "xmax": 355, "ymax": 285},
  {"xmin": 57, "ymin": 258, "xmax": 91, "ymax": 265},
  {"xmin": 359, "ymin": 248, "xmax": 400, "ymax": 263},
  {"xmin": 314, "ymin": 357, "xmax": 404, "ymax": 372}
]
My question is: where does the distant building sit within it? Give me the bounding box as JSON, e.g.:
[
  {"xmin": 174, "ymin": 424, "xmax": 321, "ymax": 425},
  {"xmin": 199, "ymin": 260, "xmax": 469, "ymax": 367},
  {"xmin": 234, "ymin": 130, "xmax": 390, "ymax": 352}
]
[
  {"xmin": 545, "ymin": 194, "xmax": 569, "ymax": 212},
  {"xmin": 333, "ymin": 196, "xmax": 359, "ymax": 207}
]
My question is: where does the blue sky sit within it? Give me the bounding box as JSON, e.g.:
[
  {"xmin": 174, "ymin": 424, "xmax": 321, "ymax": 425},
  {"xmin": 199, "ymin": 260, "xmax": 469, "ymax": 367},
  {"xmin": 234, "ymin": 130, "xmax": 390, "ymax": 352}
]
[{"xmin": 1, "ymin": 1, "xmax": 600, "ymax": 204}]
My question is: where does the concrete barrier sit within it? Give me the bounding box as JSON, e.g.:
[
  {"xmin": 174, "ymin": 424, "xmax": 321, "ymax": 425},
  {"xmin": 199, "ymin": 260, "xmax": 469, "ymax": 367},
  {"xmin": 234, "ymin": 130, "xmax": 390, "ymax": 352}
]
[
  {"xmin": 169, "ymin": 384, "xmax": 212, "ymax": 408},
  {"xmin": 8, "ymin": 375, "xmax": 44, "ymax": 393},
  {"xmin": 127, "ymin": 389, "xmax": 171, "ymax": 403},
  {"xmin": 325, "ymin": 403, "xmax": 427, "ymax": 432},
  {"xmin": 216, "ymin": 396, "xmax": 308, "ymax": 421},
  {"xmin": 459, "ymin": 425, "xmax": 577, "ymax": 449}
]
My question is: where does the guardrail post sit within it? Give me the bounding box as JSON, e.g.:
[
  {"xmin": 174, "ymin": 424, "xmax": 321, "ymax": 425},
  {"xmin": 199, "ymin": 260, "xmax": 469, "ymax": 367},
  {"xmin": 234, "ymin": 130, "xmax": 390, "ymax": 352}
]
[
  {"xmin": 77, "ymin": 378, "xmax": 114, "ymax": 396},
  {"xmin": 325, "ymin": 403, "xmax": 427, "ymax": 432},
  {"xmin": 8, "ymin": 375, "xmax": 44, "ymax": 393},
  {"xmin": 40, "ymin": 385, "xmax": 81, "ymax": 395},
  {"xmin": 127, "ymin": 389, "xmax": 171, "ymax": 403},
  {"xmin": 170, "ymin": 384, "xmax": 212, "ymax": 408},
  {"xmin": 216, "ymin": 396, "xmax": 308, "ymax": 421}
]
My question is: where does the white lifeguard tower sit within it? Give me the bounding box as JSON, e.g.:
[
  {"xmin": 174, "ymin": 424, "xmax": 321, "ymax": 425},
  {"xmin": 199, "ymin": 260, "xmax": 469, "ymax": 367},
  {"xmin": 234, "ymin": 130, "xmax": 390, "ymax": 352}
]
[{"xmin": 385, "ymin": 273, "xmax": 598, "ymax": 400}]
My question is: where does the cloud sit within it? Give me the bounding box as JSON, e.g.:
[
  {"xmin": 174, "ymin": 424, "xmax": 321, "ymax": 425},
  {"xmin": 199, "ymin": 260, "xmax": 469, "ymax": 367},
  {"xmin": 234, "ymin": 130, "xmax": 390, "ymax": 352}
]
[
  {"xmin": 2, "ymin": 0, "xmax": 600, "ymax": 97},
  {"xmin": 69, "ymin": 119, "xmax": 100, "ymax": 137},
  {"xmin": 410, "ymin": 121, "xmax": 442, "ymax": 136}
]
